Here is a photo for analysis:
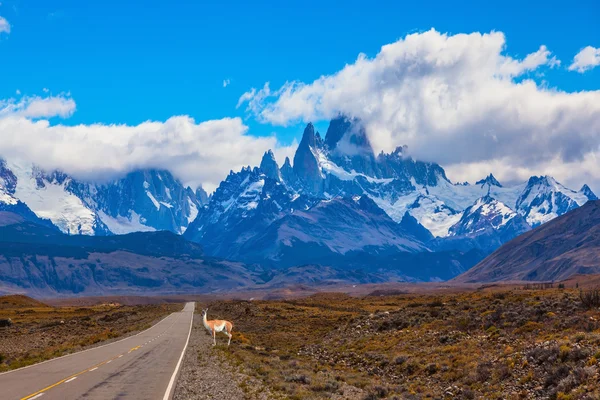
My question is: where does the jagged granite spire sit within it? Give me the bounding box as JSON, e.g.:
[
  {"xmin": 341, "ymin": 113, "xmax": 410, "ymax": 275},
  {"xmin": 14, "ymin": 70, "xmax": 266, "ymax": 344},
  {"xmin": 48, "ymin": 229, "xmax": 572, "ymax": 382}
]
[
  {"xmin": 293, "ymin": 123, "xmax": 323, "ymax": 194},
  {"xmin": 195, "ymin": 185, "xmax": 210, "ymax": 206},
  {"xmin": 259, "ymin": 150, "xmax": 281, "ymax": 181},
  {"xmin": 280, "ymin": 156, "xmax": 295, "ymax": 184}
]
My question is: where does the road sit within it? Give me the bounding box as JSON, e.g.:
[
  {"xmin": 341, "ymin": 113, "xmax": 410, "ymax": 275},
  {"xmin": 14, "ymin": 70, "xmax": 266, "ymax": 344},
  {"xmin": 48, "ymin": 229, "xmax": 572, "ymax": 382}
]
[{"xmin": 0, "ymin": 302, "xmax": 195, "ymax": 400}]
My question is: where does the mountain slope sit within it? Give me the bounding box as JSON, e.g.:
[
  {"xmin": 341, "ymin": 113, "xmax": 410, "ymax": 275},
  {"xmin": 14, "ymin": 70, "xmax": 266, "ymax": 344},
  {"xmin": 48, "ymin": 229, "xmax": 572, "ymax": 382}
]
[
  {"xmin": 0, "ymin": 212, "xmax": 266, "ymax": 296},
  {"xmin": 2, "ymin": 160, "xmax": 205, "ymax": 235},
  {"xmin": 236, "ymin": 196, "xmax": 428, "ymax": 267},
  {"xmin": 454, "ymin": 200, "xmax": 600, "ymax": 283}
]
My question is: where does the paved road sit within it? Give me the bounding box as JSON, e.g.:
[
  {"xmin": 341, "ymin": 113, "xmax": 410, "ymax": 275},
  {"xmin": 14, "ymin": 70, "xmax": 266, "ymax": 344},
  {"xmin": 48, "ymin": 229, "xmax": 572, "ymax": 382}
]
[{"xmin": 0, "ymin": 302, "xmax": 195, "ymax": 400}]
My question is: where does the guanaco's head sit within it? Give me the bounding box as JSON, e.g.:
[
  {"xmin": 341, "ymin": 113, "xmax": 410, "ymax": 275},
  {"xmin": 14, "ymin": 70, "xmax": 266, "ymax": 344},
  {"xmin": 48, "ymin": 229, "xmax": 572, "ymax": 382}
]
[{"xmin": 201, "ymin": 308, "xmax": 208, "ymax": 317}]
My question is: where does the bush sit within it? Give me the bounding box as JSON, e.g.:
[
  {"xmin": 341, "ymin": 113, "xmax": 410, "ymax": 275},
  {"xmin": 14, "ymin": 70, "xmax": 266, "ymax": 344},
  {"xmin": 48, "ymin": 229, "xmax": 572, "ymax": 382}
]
[
  {"xmin": 580, "ymin": 288, "xmax": 600, "ymax": 309},
  {"xmin": 284, "ymin": 374, "xmax": 311, "ymax": 385}
]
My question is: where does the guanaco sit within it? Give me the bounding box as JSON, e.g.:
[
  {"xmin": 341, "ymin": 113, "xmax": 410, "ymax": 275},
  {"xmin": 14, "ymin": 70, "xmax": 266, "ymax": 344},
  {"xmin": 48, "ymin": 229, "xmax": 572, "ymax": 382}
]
[{"xmin": 201, "ymin": 308, "xmax": 233, "ymax": 346}]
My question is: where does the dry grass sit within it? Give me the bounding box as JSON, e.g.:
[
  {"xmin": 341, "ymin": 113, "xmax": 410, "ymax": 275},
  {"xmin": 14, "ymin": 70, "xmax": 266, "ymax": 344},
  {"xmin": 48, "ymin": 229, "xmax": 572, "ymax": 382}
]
[
  {"xmin": 205, "ymin": 289, "xmax": 600, "ymax": 399},
  {"xmin": 0, "ymin": 295, "xmax": 182, "ymax": 372}
]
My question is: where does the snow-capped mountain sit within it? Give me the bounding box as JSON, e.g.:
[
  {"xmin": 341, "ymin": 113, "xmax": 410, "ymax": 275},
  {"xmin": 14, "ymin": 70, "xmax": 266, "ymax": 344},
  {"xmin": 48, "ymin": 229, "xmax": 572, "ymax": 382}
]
[
  {"xmin": 449, "ymin": 196, "xmax": 524, "ymax": 236},
  {"xmin": 1, "ymin": 115, "xmax": 596, "ymax": 281},
  {"xmin": 0, "ymin": 160, "xmax": 57, "ymax": 229},
  {"xmin": 184, "ymin": 116, "xmax": 596, "ymax": 277},
  {"xmin": 183, "ymin": 155, "xmax": 475, "ymax": 278},
  {"xmin": 433, "ymin": 195, "xmax": 532, "ymax": 253},
  {"xmin": 0, "ymin": 160, "xmax": 206, "ymax": 235},
  {"xmin": 515, "ymin": 176, "xmax": 596, "ymax": 226}
]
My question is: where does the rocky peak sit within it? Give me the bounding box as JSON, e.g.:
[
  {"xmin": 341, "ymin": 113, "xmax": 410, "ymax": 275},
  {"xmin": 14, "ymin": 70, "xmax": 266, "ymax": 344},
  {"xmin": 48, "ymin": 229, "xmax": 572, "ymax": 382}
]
[
  {"xmin": 0, "ymin": 159, "xmax": 17, "ymax": 194},
  {"xmin": 324, "ymin": 116, "xmax": 353, "ymax": 150},
  {"xmin": 280, "ymin": 156, "xmax": 295, "ymax": 184},
  {"xmin": 476, "ymin": 174, "xmax": 502, "ymax": 188},
  {"xmin": 324, "ymin": 116, "xmax": 374, "ymax": 156},
  {"xmin": 293, "ymin": 123, "xmax": 323, "ymax": 195},
  {"xmin": 299, "ymin": 123, "xmax": 317, "ymax": 149},
  {"xmin": 580, "ymin": 184, "xmax": 597, "ymax": 201},
  {"xmin": 195, "ymin": 185, "xmax": 210, "ymax": 206},
  {"xmin": 259, "ymin": 150, "xmax": 281, "ymax": 181},
  {"xmin": 526, "ymin": 175, "xmax": 556, "ymax": 189}
]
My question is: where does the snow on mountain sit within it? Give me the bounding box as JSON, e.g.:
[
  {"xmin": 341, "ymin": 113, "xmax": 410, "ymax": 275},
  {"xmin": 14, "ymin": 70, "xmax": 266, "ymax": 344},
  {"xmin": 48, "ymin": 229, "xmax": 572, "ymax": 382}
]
[
  {"xmin": 74, "ymin": 169, "xmax": 203, "ymax": 234},
  {"xmin": 275, "ymin": 117, "xmax": 596, "ymax": 243},
  {"xmin": 516, "ymin": 176, "xmax": 596, "ymax": 226},
  {"xmin": 236, "ymin": 195, "xmax": 428, "ymax": 267},
  {"xmin": 406, "ymin": 194, "xmax": 461, "ymax": 238},
  {"xmin": 0, "ymin": 160, "xmax": 18, "ymax": 206},
  {"xmin": 1, "ymin": 114, "xmax": 595, "ymax": 271},
  {"xmin": 0, "ymin": 160, "xmax": 204, "ymax": 235},
  {"xmin": 449, "ymin": 195, "xmax": 526, "ymax": 236},
  {"xmin": 427, "ymin": 176, "xmax": 525, "ymax": 214},
  {"xmin": 7, "ymin": 160, "xmax": 107, "ymax": 235}
]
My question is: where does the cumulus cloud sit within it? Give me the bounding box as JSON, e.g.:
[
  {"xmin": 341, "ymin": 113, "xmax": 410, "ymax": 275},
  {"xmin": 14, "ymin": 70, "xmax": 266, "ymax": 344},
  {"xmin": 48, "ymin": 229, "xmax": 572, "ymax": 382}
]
[
  {"xmin": 238, "ymin": 29, "xmax": 600, "ymax": 192},
  {"xmin": 0, "ymin": 16, "xmax": 10, "ymax": 34},
  {"xmin": 0, "ymin": 96, "xmax": 296, "ymax": 192},
  {"xmin": 0, "ymin": 94, "xmax": 76, "ymax": 119},
  {"xmin": 569, "ymin": 46, "xmax": 600, "ymax": 73}
]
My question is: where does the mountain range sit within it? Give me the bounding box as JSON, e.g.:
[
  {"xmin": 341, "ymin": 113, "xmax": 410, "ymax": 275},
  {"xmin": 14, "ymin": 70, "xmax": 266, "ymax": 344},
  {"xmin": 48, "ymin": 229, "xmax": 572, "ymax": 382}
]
[
  {"xmin": 0, "ymin": 116, "xmax": 597, "ymax": 287},
  {"xmin": 454, "ymin": 200, "xmax": 600, "ymax": 283}
]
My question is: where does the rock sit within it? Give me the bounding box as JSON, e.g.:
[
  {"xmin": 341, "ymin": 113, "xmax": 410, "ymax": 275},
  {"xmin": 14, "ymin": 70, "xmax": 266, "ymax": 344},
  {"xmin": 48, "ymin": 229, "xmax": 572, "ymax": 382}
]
[{"xmin": 0, "ymin": 318, "xmax": 13, "ymax": 327}]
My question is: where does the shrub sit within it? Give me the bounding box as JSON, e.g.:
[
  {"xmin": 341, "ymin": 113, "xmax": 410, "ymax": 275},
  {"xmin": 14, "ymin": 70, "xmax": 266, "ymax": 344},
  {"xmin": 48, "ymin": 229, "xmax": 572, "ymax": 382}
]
[
  {"xmin": 284, "ymin": 374, "xmax": 311, "ymax": 385},
  {"xmin": 426, "ymin": 363, "xmax": 438, "ymax": 375},
  {"xmin": 579, "ymin": 288, "xmax": 600, "ymax": 309},
  {"xmin": 476, "ymin": 362, "xmax": 492, "ymax": 382}
]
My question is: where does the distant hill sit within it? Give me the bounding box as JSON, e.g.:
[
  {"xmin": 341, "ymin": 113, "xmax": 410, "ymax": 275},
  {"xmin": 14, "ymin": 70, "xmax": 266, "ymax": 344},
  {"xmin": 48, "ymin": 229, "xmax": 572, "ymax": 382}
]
[
  {"xmin": 0, "ymin": 294, "xmax": 50, "ymax": 309},
  {"xmin": 454, "ymin": 200, "xmax": 600, "ymax": 283},
  {"xmin": 0, "ymin": 212, "xmax": 267, "ymax": 297}
]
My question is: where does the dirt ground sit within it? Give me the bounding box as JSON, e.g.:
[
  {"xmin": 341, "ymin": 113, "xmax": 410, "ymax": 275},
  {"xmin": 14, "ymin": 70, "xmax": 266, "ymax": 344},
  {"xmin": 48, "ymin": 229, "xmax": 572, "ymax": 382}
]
[
  {"xmin": 173, "ymin": 311, "xmax": 274, "ymax": 400},
  {"xmin": 202, "ymin": 287, "xmax": 600, "ymax": 400}
]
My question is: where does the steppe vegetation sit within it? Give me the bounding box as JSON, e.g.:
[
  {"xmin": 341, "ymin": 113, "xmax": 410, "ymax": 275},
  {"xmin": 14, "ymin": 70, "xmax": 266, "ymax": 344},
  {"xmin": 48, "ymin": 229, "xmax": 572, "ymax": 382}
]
[{"xmin": 206, "ymin": 287, "xmax": 600, "ymax": 399}]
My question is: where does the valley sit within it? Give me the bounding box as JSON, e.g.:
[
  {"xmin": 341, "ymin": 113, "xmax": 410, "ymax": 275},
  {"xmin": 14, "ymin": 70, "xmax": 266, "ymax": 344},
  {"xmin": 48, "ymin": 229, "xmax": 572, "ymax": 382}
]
[{"xmin": 2, "ymin": 117, "xmax": 597, "ymax": 296}]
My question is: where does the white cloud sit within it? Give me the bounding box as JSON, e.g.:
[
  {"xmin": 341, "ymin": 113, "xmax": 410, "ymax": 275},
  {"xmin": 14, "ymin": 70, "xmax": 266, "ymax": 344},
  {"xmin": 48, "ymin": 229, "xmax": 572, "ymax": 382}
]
[
  {"xmin": 0, "ymin": 94, "xmax": 76, "ymax": 119},
  {"xmin": 238, "ymin": 29, "xmax": 600, "ymax": 192},
  {"xmin": 15, "ymin": 89, "xmax": 20, "ymax": 95},
  {"xmin": 223, "ymin": 79, "xmax": 231, "ymax": 88},
  {"xmin": 0, "ymin": 16, "xmax": 10, "ymax": 34},
  {"xmin": 569, "ymin": 46, "xmax": 600, "ymax": 73},
  {"xmin": 0, "ymin": 96, "xmax": 296, "ymax": 192}
]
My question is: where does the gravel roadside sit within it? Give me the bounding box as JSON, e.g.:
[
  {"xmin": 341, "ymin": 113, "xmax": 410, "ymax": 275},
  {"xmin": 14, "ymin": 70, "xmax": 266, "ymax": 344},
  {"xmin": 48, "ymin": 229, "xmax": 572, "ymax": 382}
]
[{"xmin": 173, "ymin": 312, "xmax": 274, "ymax": 400}]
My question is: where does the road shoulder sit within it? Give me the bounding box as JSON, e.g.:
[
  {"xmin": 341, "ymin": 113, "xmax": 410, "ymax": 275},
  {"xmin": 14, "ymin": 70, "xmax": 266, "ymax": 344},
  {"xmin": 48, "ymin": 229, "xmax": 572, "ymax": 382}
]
[{"xmin": 173, "ymin": 312, "xmax": 273, "ymax": 400}]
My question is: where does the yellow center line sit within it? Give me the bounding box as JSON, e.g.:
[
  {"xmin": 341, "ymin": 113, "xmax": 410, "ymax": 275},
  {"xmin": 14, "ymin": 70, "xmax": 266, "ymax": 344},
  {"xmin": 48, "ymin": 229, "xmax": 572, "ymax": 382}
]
[
  {"xmin": 19, "ymin": 311, "xmax": 182, "ymax": 400},
  {"xmin": 128, "ymin": 345, "xmax": 142, "ymax": 353},
  {"xmin": 20, "ymin": 353, "xmax": 122, "ymax": 400}
]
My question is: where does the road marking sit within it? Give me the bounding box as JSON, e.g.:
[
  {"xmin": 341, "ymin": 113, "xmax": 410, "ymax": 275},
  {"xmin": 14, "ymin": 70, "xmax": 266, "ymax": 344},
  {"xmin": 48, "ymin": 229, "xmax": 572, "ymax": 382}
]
[
  {"xmin": 163, "ymin": 302, "xmax": 195, "ymax": 400},
  {"xmin": 18, "ymin": 304, "xmax": 190, "ymax": 400},
  {"xmin": 128, "ymin": 345, "xmax": 141, "ymax": 353},
  {"xmin": 19, "ymin": 356, "xmax": 117, "ymax": 400},
  {"xmin": 0, "ymin": 313, "xmax": 173, "ymax": 377}
]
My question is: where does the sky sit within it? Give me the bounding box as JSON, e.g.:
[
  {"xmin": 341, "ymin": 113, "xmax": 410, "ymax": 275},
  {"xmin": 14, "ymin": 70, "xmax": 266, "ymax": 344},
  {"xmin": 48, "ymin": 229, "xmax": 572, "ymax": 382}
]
[{"xmin": 0, "ymin": 0, "xmax": 599, "ymax": 192}]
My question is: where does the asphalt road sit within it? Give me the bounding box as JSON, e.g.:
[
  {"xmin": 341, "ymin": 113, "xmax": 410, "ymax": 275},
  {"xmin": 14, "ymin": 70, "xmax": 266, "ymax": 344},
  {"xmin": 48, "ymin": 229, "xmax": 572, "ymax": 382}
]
[{"xmin": 0, "ymin": 302, "xmax": 195, "ymax": 400}]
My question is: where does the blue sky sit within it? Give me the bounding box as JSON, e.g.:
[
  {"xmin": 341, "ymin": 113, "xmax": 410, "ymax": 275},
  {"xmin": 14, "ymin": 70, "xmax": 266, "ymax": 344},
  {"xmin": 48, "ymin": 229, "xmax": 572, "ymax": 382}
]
[
  {"xmin": 1, "ymin": 0, "xmax": 598, "ymax": 145},
  {"xmin": 1, "ymin": 0, "xmax": 600, "ymax": 192}
]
